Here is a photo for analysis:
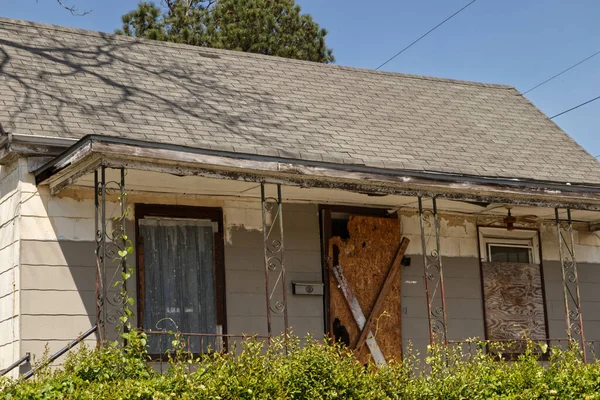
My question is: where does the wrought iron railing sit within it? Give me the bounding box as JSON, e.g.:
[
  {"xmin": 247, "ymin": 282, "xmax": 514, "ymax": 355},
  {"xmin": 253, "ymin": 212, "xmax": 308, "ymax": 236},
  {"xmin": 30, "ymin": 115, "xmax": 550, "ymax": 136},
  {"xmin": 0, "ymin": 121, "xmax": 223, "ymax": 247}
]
[
  {"xmin": 12, "ymin": 332, "xmax": 600, "ymax": 381},
  {"xmin": 22, "ymin": 325, "xmax": 98, "ymax": 380},
  {"xmin": 447, "ymin": 338, "xmax": 600, "ymax": 361},
  {"xmin": 0, "ymin": 353, "xmax": 30, "ymax": 377},
  {"xmin": 143, "ymin": 330, "xmax": 271, "ymax": 372},
  {"xmin": 585, "ymin": 340, "xmax": 600, "ymax": 361}
]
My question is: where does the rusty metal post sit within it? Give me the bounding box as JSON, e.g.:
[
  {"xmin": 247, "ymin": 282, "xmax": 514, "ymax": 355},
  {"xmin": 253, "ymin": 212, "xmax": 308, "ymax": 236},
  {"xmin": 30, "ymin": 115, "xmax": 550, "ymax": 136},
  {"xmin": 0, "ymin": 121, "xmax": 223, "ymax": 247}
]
[
  {"xmin": 556, "ymin": 208, "xmax": 586, "ymax": 361},
  {"xmin": 94, "ymin": 169, "xmax": 101, "ymax": 345},
  {"xmin": 120, "ymin": 168, "xmax": 127, "ymax": 301},
  {"xmin": 261, "ymin": 183, "xmax": 288, "ymax": 344},
  {"xmin": 418, "ymin": 196, "xmax": 449, "ymax": 345},
  {"xmin": 94, "ymin": 167, "xmax": 128, "ymax": 345},
  {"xmin": 94, "ymin": 167, "xmax": 107, "ymax": 343}
]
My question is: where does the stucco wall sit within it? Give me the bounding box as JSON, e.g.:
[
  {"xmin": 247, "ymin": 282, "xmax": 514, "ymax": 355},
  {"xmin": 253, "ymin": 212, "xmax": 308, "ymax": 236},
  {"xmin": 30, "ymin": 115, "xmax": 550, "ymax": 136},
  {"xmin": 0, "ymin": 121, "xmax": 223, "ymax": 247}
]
[{"xmin": 0, "ymin": 160, "xmax": 21, "ymax": 376}]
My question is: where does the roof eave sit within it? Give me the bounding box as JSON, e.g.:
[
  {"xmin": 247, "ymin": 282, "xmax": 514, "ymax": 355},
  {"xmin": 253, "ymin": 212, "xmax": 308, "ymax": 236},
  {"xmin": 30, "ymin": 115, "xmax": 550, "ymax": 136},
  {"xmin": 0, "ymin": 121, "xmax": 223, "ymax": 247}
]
[
  {"xmin": 0, "ymin": 133, "xmax": 78, "ymax": 166},
  {"xmin": 33, "ymin": 135, "xmax": 600, "ymax": 211}
]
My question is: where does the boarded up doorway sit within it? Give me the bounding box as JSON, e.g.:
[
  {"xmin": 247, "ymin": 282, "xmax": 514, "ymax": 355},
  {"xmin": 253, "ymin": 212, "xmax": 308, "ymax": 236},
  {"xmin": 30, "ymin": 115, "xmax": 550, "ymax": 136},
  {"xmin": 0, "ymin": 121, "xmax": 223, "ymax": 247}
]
[{"xmin": 325, "ymin": 213, "xmax": 403, "ymax": 364}]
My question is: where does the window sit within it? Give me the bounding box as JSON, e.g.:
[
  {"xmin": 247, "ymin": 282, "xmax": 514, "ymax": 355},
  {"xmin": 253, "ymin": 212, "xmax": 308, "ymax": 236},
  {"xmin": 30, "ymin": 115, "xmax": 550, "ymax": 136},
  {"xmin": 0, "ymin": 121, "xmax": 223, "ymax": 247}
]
[
  {"xmin": 478, "ymin": 228, "xmax": 540, "ymax": 264},
  {"xmin": 136, "ymin": 205, "xmax": 225, "ymax": 355},
  {"xmin": 488, "ymin": 244, "xmax": 532, "ymax": 263},
  {"xmin": 478, "ymin": 227, "xmax": 547, "ymax": 354}
]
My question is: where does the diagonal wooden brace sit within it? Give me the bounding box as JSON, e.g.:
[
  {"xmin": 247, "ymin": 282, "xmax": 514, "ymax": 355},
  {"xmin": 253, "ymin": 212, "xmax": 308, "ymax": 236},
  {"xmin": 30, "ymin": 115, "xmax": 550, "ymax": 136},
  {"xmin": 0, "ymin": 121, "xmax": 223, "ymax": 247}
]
[
  {"xmin": 332, "ymin": 263, "xmax": 387, "ymax": 366},
  {"xmin": 353, "ymin": 237, "xmax": 410, "ymax": 353}
]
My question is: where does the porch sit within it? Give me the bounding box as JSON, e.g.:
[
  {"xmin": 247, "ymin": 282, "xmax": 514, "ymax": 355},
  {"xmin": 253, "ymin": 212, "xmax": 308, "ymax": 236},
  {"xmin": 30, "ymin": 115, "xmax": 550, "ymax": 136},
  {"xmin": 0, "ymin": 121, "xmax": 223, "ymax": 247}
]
[{"xmin": 29, "ymin": 136, "xmax": 600, "ymax": 365}]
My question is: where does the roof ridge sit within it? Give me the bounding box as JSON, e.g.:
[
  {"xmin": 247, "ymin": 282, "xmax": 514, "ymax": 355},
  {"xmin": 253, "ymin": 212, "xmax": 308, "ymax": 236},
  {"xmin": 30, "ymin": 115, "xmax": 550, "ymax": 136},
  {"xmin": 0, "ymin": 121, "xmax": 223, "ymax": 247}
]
[{"xmin": 0, "ymin": 16, "xmax": 515, "ymax": 91}]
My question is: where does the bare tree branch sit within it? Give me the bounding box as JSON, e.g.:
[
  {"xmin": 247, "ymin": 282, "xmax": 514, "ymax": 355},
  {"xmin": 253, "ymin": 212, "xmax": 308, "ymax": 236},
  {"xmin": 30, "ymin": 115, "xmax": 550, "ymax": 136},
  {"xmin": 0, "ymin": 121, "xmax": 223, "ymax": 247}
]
[{"xmin": 55, "ymin": 0, "xmax": 91, "ymax": 16}]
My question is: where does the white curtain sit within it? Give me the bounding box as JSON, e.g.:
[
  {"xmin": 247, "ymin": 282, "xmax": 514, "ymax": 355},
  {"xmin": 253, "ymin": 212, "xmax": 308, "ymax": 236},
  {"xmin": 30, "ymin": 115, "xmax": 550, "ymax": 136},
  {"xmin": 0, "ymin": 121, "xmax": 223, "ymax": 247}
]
[{"xmin": 139, "ymin": 218, "xmax": 217, "ymax": 354}]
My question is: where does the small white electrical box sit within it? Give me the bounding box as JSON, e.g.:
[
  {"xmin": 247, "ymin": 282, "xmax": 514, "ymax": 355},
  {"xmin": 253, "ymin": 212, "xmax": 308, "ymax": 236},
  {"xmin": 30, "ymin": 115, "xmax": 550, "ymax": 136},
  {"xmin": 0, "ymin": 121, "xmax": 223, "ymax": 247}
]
[{"xmin": 292, "ymin": 282, "xmax": 324, "ymax": 296}]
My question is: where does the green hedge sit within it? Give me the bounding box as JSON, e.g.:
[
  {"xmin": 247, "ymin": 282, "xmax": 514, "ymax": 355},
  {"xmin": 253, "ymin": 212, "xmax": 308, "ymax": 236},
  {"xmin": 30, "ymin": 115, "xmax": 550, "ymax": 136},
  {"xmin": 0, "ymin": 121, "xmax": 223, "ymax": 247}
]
[{"xmin": 2, "ymin": 332, "xmax": 600, "ymax": 399}]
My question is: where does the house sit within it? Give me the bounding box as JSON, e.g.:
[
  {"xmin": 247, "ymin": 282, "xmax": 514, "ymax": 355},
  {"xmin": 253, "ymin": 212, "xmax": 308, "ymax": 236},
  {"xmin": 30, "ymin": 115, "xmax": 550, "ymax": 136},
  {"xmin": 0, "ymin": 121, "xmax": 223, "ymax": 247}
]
[{"xmin": 1, "ymin": 17, "xmax": 600, "ymax": 377}]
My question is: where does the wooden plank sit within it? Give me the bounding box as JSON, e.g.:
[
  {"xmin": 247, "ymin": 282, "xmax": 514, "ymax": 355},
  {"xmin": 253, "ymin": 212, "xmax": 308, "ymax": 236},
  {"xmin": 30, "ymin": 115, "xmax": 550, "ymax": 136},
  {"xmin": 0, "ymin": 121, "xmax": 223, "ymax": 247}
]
[
  {"xmin": 329, "ymin": 216, "xmax": 403, "ymax": 363},
  {"xmin": 354, "ymin": 237, "xmax": 410, "ymax": 353},
  {"xmin": 481, "ymin": 262, "xmax": 547, "ymax": 353},
  {"xmin": 332, "ymin": 263, "xmax": 387, "ymax": 366}
]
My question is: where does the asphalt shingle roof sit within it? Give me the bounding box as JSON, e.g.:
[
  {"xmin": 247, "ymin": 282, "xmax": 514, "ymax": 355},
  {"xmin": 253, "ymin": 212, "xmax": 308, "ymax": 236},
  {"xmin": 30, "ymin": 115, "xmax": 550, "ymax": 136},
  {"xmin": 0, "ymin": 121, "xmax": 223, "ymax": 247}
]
[{"xmin": 1, "ymin": 18, "xmax": 599, "ymax": 185}]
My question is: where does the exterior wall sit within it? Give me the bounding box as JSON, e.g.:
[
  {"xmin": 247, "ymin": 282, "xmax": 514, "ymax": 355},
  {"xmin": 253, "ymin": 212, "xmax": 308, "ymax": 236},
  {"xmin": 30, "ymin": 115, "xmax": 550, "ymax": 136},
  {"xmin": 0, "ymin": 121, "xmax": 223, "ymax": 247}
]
[
  {"xmin": 14, "ymin": 169, "xmax": 324, "ymax": 365},
  {"xmin": 399, "ymin": 213, "xmax": 485, "ymax": 355},
  {"xmin": 18, "ymin": 163, "xmax": 99, "ymax": 365},
  {"xmin": 8, "ymin": 161, "xmax": 600, "ymax": 368},
  {"xmin": 224, "ymin": 202, "xmax": 323, "ymax": 339},
  {"xmin": 0, "ymin": 160, "xmax": 22, "ymax": 376},
  {"xmin": 399, "ymin": 212, "xmax": 600, "ymax": 356},
  {"xmin": 539, "ymin": 225, "xmax": 600, "ymax": 345}
]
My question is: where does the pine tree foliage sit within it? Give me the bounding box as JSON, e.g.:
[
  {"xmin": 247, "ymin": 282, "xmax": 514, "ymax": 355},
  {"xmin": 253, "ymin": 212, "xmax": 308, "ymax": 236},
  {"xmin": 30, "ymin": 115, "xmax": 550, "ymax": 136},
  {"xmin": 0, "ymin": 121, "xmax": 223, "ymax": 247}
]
[{"xmin": 116, "ymin": 0, "xmax": 334, "ymax": 63}]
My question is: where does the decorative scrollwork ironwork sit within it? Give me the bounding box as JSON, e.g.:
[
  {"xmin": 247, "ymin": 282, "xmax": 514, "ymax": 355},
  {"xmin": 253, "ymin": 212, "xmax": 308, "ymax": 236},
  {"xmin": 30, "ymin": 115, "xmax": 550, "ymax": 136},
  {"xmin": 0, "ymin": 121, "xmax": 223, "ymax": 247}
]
[
  {"xmin": 418, "ymin": 197, "xmax": 448, "ymax": 345},
  {"xmin": 95, "ymin": 166, "xmax": 129, "ymax": 345},
  {"xmin": 261, "ymin": 184, "xmax": 288, "ymax": 338},
  {"xmin": 555, "ymin": 208, "xmax": 586, "ymax": 361}
]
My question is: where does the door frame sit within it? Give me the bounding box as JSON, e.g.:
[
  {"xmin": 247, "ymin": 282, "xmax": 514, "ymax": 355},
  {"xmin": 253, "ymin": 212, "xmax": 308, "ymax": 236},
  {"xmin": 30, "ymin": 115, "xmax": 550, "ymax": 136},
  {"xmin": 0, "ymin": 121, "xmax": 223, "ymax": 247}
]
[
  {"xmin": 134, "ymin": 204, "xmax": 227, "ymax": 337},
  {"xmin": 318, "ymin": 205, "xmax": 396, "ymax": 336}
]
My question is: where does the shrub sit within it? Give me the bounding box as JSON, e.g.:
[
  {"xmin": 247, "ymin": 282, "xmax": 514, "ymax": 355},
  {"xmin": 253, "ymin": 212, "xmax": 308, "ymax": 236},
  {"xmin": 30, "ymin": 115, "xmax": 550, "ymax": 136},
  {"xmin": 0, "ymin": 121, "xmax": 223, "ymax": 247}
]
[{"xmin": 2, "ymin": 333, "xmax": 600, "ymax": 399}]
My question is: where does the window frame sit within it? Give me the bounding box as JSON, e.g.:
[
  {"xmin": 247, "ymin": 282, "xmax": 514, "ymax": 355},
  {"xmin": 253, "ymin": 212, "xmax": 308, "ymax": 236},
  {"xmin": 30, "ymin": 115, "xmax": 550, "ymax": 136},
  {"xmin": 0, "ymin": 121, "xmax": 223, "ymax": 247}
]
[
  {"xmin": 134, "ymin": 204, "xmax": 227, "ymax": 352},
  {"xmin": 486, "ymin": 242, "xmax": 533, "ymax": 263},
  {"xmin": 478, "ymin": 227, "xmax": 541, "ymax": 264}
]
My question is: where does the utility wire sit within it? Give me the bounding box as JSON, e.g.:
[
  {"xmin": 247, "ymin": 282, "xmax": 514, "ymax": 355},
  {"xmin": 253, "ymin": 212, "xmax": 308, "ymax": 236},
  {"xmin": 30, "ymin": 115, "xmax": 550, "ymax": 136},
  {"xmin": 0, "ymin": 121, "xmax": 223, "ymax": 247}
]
[
  {"xmin": 522, "ymin": 49, "xmax": 600, "ymax": 95},
  {"xmin": 550, "ymin": 94, "xmax": 600, "ymax": 119},
  {"xmin": 375, "ymin": 0, "xmax": 479, "ymax": 70}
]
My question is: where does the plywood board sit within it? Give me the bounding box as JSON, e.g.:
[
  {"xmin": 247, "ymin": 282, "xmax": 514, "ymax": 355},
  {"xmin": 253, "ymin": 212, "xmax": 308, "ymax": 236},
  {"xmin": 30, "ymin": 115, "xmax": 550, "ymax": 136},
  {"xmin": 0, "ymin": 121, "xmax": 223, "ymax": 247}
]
[
  {"xmin": 329, "ymin": 216, "xmax": 402, "ymax": 363},
  {"xmin": 482, "ymin": 262, "xmax": 547, "ymax": 352}
]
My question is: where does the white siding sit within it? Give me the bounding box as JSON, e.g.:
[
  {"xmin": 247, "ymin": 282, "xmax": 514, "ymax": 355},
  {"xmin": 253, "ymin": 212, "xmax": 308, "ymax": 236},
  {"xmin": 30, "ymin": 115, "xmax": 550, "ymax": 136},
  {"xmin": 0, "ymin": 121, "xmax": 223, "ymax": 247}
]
[{"xmin": 0, "ymin": 160, "xmax": 21, "ymax": 377}]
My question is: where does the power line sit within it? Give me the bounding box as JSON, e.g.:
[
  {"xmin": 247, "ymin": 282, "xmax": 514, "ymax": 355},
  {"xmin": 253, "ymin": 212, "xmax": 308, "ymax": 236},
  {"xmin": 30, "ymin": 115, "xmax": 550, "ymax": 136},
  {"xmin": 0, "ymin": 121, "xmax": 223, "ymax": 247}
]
[
  {"xmin": 375, "ymin": 0, "xmax": 480, "ymax": 70},
  {"xmin": 522, "ymin": 49, "xmax": 600, "ymax": 95},
  {"xmin": 550, "ymin": 94, "xmax": 600, "ymax": 119}
]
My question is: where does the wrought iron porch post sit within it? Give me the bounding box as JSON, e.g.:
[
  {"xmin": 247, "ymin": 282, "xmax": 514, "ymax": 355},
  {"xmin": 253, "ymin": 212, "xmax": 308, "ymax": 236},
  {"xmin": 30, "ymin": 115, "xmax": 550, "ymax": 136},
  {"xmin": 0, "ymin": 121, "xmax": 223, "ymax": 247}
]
[
  {"xmin": 261, "ymin": 183, "xmax": 288, "ymax": 342},
  {"xmin": 120, "ymin": 168, "xmax": 127, "ymax": 304},
  {"xmin": 555, "ymin": 208, "xmax": 586, "ymax": 361},
  {"xmin": 418, "ymin": 196, "xmax": 448, "ymax": 345},
  {"xmin": 94, "ymin": 166, "xmax": 128, "ymax": 345}
]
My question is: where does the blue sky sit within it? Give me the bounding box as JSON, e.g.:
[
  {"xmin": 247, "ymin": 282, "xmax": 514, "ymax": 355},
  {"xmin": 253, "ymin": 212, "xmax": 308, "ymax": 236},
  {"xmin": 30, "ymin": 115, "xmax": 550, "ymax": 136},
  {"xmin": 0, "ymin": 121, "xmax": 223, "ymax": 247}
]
[{"xmin": 3, "ymin": 0, "xmax": 599, "ymax": 157}]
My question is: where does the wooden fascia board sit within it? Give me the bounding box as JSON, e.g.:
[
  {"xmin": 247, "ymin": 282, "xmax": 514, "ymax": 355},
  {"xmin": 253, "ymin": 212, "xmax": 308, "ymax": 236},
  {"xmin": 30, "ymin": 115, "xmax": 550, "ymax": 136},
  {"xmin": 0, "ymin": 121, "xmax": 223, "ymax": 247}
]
[
  {"xmin": 38, "ymin": 139, "xmax": 600, "ymax": 210},
  {"xmin": 0, "ymin": 134, "xmax": 77, "ymax": 166}
]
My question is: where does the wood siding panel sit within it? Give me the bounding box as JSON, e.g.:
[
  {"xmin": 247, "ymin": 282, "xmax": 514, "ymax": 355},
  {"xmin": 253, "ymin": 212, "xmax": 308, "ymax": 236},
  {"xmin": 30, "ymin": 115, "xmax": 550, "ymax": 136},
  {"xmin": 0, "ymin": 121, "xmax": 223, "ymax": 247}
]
[{"xmin": 482, "ymin": 262, "xmax": 547, "ymax": 346}]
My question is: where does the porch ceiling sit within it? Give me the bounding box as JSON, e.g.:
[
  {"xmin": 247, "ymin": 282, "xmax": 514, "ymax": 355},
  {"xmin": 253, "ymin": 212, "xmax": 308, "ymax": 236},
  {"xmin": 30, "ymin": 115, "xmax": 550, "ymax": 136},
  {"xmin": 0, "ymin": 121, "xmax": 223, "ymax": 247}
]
[{"xmin": 69, "ymin": 168, "xmax": 600, "ymax": 223}]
